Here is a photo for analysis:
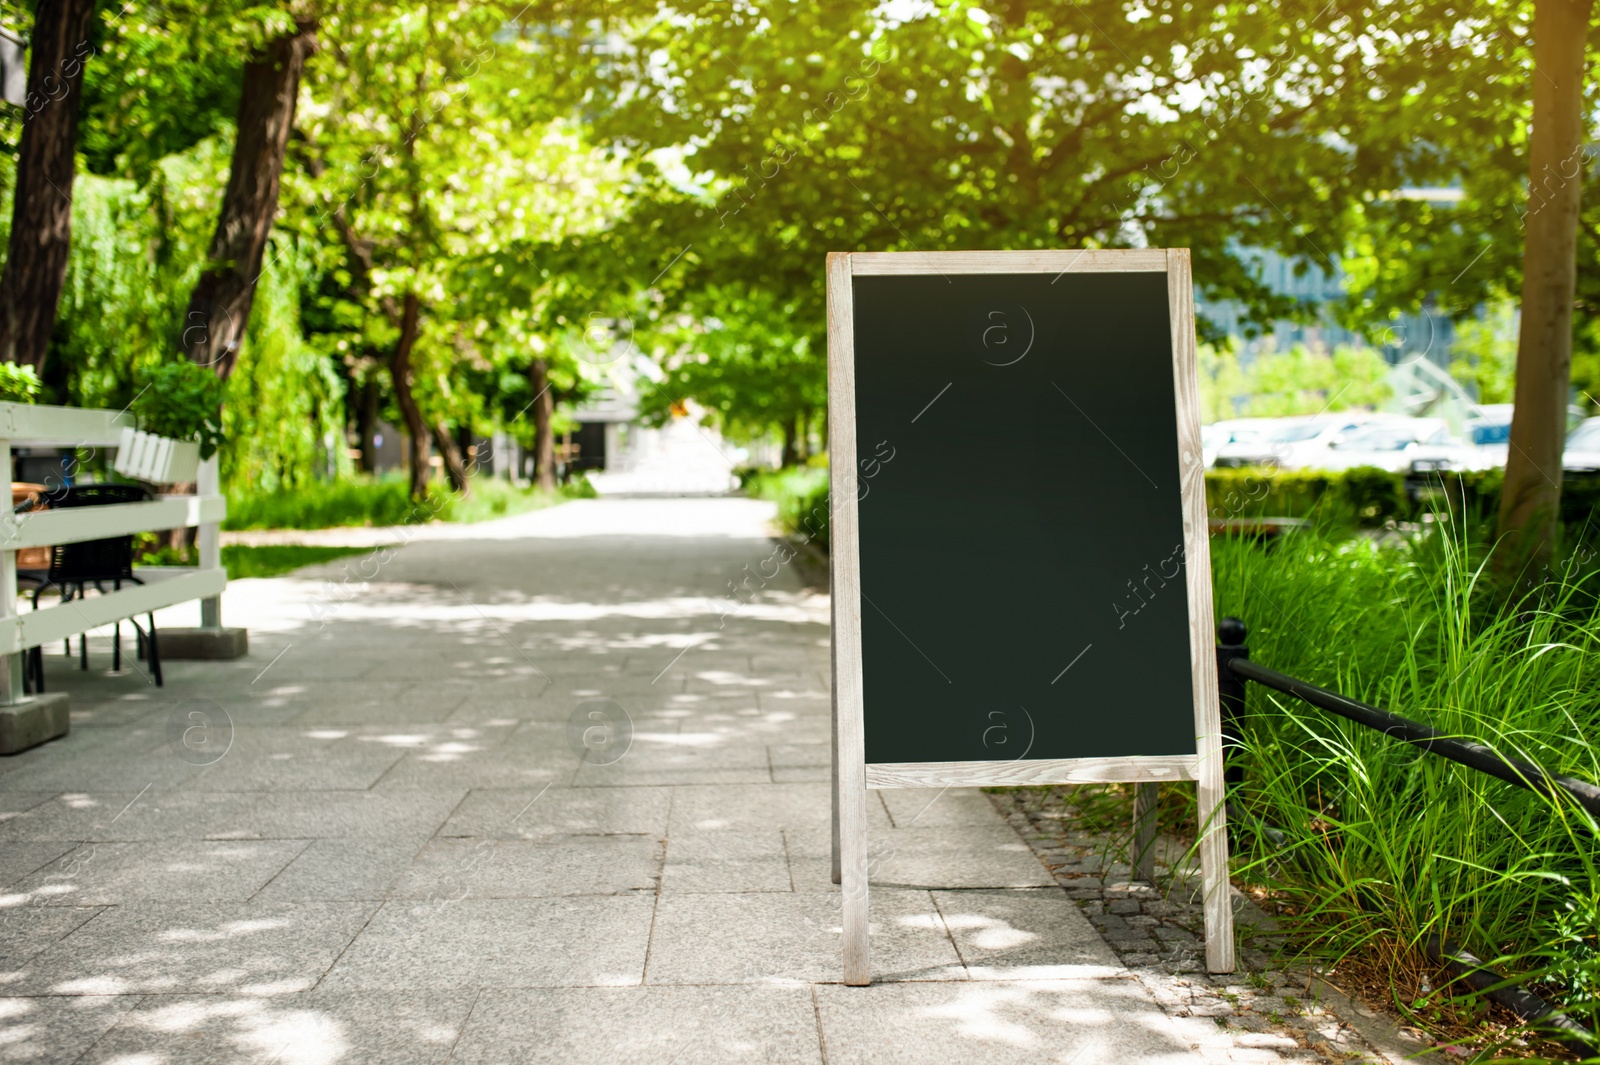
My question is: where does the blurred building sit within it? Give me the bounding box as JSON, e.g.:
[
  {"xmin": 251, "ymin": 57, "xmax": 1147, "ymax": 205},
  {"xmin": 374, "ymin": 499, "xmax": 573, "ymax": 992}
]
[{"xmin": 1196, "ymin": 246, "xmax": 1454, "ymax": 368}]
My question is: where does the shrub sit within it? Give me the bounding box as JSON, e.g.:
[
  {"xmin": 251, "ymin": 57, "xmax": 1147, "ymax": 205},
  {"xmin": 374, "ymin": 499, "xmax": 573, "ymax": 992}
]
[
  {"xmin": 0, "ymin": 363, "xmax": 41, "ymax": 404},
  {"xmin": 132, "ymin": 361, "xmax": 226, "ymax": 458},
  {"xmin": 225, "ymin": 475, "xmax": 585, "ymax": 530},
  {"xmin": 1206, "ymin": 465, "xmax": 1600, "ymax": 533},
  {"xmin": 744, "ymin": 466, "xmax": 830, "ymax": 549}
]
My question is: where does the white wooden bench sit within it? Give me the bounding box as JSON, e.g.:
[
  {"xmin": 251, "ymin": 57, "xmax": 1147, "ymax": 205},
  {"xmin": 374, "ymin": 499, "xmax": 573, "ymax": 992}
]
[{"xmin": 0, "ymin": 402, "xmax": 237, "ymax": 751}]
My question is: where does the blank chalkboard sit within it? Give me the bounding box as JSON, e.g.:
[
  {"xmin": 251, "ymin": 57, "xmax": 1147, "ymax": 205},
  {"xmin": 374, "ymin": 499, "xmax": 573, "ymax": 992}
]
[
  {"xmin": 849, "ymin": 268, "xmax": 1194, "ymax": 764},
  {"xmin": 827, "ymin": 250, "xmax": 1233, "ymax": 983}
]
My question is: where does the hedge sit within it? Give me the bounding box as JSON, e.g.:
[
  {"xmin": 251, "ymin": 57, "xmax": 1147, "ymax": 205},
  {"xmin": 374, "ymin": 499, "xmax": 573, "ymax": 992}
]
[
  {"xmin": 1205, "ymin": 466, "xmax": 1600, "ymax": 530},
  {"xmin": 755, "ymin": 467, "xmax": 1600, "ymax": 550}
]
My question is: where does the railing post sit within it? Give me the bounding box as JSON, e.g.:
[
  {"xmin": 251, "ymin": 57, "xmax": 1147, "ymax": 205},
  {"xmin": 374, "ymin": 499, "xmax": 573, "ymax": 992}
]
[
  {"xmin": 0, "ymin": 437, "xmax": 19, "ymax": 705},
  {"xmin": 197, "ymin": 455, "xmax": 221, "ymax": 629},
  {"xmin": 1216, "ymin": 617, "xmax": 1248, "ymax": 787}
]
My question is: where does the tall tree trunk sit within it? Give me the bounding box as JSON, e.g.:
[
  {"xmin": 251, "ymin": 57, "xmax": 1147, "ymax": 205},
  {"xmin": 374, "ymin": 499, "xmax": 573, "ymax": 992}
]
[
  {"xmin": 389, "ymin": 293, "xmax": 430, "ymax": 499},
  {"xmin": 180, "ymin": 20, "xmax": 316, "ymax": 378},
  {"xmin": 1495, "ymin": 0, "xmax": 1595, "ymax": 588},
  {"xmin": 529, "ymin": 357, "xmax": 556, "ymax": 491},
  {"xmin": 0, "ymin": 0, "xmax": 98, "ymax": 371},
  {"xmin": 357, "ymin": 375, "xmax": 377, "ymax": 473},
  {"xmin": 431, "ymin": 421, "xmax": 470, "ymax": 495},
  {"xmin": 781, "ymin": 412, "xmax": 800, "ymax": 467}
]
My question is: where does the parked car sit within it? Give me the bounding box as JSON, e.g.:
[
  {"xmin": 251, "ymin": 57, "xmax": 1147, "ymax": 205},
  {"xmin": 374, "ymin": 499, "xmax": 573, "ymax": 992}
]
[
  {"xmin": 1565, "ymin": 417, "xmax": 1600, "ymax": 473},
  {"xmin": 1319, "ymin": 418, "xmax": 1492, "ymax": 473},
  {"xmin": 1201, "ymin": 418, "xmax": 1281, "ymax": 468},
  {"xmin": 1211, "ymin": 415, "xmax": 1374, "ymax": 469},
  {"xmin": 1462, "ymin": 404, "xmax": 1513, "ymax": 468}
]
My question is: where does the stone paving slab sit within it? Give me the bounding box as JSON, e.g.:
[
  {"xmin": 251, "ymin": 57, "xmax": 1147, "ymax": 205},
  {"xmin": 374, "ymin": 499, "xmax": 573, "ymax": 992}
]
[
  {"xmin": 75, "ymin": 990, "xmax": 480, "ymax": 1065},
  {"xmin": 8, "ymin": 900, "xmax": 379, "ymax": 996},
  {"xmin": 0, "ymin": 498, "xmax": 1402, "ymax": 1062},
  {"xmin": 318, "ymin": 896, "xmax": 657, "ymax": 990},
  {"xmin": 813, "ymin": 980, "xmax": 1198, "ymax": 1064},
  {"xmin": 11, "ymin": 839, "xmax": 308, "ymax": 906},
  {"xmin": 644, "ymin": 889, "xmax": 965, "ymax": 985},
  {"xmin": 452, "ymin": 987, "xmax": 823, "ymax": 1065},
  {"xmin": 0, "ymin": 994, "xmax": 143, "ymax": 1065}
]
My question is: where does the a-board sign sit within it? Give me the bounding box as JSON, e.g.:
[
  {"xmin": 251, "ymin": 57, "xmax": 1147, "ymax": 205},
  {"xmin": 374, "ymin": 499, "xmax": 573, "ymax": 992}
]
[{"xmin": 827, "ymin": 249, "xmax": 1231, "ymax": 986}]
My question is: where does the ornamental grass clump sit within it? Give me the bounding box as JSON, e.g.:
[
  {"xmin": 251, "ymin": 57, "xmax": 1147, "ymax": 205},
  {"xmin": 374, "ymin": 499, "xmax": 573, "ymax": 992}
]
[{"xmin": 1214, "ymin": 521, "xmax": 1600, "ymax": 1047}]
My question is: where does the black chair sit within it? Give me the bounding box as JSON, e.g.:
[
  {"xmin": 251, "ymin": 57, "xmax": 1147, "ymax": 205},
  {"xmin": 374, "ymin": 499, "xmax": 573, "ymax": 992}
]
[{"xmin": 25, "ymin": 483, "xmax": 162, "ymax": 691}]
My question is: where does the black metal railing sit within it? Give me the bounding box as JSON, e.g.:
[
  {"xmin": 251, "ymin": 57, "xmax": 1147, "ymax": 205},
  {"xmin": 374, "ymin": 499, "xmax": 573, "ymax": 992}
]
[{"xmin": 1215, "ymin": 618, "xmax": 1600, "ymax": 820}]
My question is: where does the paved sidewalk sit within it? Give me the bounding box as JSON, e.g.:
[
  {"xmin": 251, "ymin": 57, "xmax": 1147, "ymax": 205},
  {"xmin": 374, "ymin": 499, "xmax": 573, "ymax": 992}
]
[{"xmin": 3, "ymin": 498, "xmax": 1364, "ymax": 1063}]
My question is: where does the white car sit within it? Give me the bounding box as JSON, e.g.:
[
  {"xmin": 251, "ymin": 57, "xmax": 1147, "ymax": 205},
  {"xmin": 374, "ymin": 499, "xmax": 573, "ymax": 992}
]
[
  {"xmin": 1463, "ymin": 410, "xmax": 1512, "ymax": 470},
  {"xmin": 1319, "ymin": 418, "xmax": 1492, "ymax": 473},
  {"xmin": 1565, "ymin": 418, "xmax": 1600, "ymax": 473},
  {"xmin": 1212, "ymin": 415, "xmax": 1375, "ymax": 470},
  {"xmin": 1201, "ymin": 418, "xmax": 1282, "ymax": 468}
]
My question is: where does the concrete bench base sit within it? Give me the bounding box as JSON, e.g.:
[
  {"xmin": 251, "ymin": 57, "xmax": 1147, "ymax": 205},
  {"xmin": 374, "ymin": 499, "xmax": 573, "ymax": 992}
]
[
  {"xmin": 158, "ymin": 628, "xmax": 249, "ymax": 660},
  {"xmin": 0, "ymin": 693, "xmax": 69, "ymax": 754}
]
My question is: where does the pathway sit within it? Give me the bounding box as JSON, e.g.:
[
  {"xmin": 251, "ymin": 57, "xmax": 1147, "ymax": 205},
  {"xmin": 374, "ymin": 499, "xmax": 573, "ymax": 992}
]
[{"xmin": 2, "ymin": 498, "xmax": 1379, "ymax": 1063}]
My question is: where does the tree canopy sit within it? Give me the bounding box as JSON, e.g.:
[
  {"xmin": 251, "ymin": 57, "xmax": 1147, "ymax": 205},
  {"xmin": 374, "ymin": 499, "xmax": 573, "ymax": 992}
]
[{"xmin": 0, "ymin": 0, "xmax": 1588, "ymax": 529}]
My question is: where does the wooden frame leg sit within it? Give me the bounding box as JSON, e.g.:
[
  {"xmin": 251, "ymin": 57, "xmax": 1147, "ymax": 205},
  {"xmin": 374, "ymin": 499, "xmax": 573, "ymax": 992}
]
[
  {"xmin": 831, "ymin": 562, "xmax": 841, "ymax": 886},
  {"xmin": 831, "ymin": 700, "xmax": 842, "ymax": 885},
  {"xmin": 1198, "ymin": 756, "xmax": 1235, "ymax": 973},
  {"xmin": 839, "ymin": 774, "xmax": 870, "ymax": 986},
  {"xmin": 835, "ymin": 587, "xmax": 870, "ymax": 985},
  {"xmin": 1132, "ymin": 782, "xmax": 1158, "ymax": 885}
]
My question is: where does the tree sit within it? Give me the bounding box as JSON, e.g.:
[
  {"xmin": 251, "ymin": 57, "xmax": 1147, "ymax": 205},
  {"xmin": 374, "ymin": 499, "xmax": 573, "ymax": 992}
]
[
  {"xmin": 293, "ymin": 0, "xmax": 623, "ymax": 497},
  {"xmin": 528, "ymin": 355, "xmax": 556, "ymax": 490},
  {"xmin": 0, "ymin": 0, "xmax": 99, "ymax": 371},
  {"xmin": 639, "ymin": 285, "xmax": 825, "ymax": 463},
  {"xmin": 1332, "ymin": 3, "xmax": 1600, "ymax": 573},
  {"xmin": 575, "ymin": 1, "xmax": 1448, "ymax": 447},
  {"xmin": 181, "ymin": 14, "xmax": 316, "ymax": 377},
  {"xmin": 1497, "ymin": 0, "xmax": 1595, "ymax": 584}
]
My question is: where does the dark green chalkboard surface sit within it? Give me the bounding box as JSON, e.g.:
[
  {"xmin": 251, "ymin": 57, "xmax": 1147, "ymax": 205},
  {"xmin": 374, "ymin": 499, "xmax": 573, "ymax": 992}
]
[{"xmin": 850, "ymin": 270, "xmax": 1196, "ymax": 764}]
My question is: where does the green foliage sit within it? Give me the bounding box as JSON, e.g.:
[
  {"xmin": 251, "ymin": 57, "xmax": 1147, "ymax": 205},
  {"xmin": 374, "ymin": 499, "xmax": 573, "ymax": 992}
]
[
  {"xmin": 1201, "ymin": 340, "xmax": 1393, "ymax": 422},
  {"xmin": 38, "ymin": 144, "xmax": 346, "ymax": 484},
  {"xmin": 1449, "ymin": 302, "xmax": 1519, "ymax": 405},
  {"xmin": 1197, "ymin": 341, "xmax": 1250, "ymax": 424},
  {"xmin": 52, "ymin": 161, "xmax": 214, "ymax": 410},
  {"xmin": 131, "ymin": 360, "xmax": 225, "ymax": 458},
  {"xmin": 640, "ymin": 285, "xmax": 825, "ymax": 449},
  {"xmin": 77, "ymin": 0, "xmax": 293, "ymax": 181},
  {"xmin": 1207, "ymin": 466, "xmax": 1600, "ymax": 533},
  {"xmin": 1233, "ymin": 343, "xmax": 1394, "ymax": 418},
  {"xmin": 222, "ymin": 234, "xmax": 350, "ymax": 492},
  {"xmin": 0, "ymin": 362, "xmax": 40, "ymax": 403},
  {"xmin": 746, "ymin": 466, "xmax": 831, "ymax": 549},
  {"xmin": 291, "ymin": 0, "xmax": 627, "ymax": 472}
]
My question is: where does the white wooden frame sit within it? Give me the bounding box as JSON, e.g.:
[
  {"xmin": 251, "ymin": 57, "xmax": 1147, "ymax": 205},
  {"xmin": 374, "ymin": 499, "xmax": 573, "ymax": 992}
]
[
  {"xmin": 827, "ymin": 249, "xmax": 1231, "ymax": 985},
  {"xmin": 0, "ymin": 402, "xmax": 228, "ymax": 701}
]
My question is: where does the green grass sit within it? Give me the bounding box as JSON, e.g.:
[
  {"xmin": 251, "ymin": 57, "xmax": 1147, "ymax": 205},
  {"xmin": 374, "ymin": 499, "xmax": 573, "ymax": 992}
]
[
  {"xmin": 223, "ymin": 474, "xmax": 595, "ymax": 531},
  {"xmin": 219, "ymin": 544, "xmax": 382, "ymax": 579},
  {"xmin": 134, "ymin": 541, "xmax": 390, "ymax": 579},
  {"xmin": 1210, "ymin": 523, "xmax": 1600, "ymax": 1055}
]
